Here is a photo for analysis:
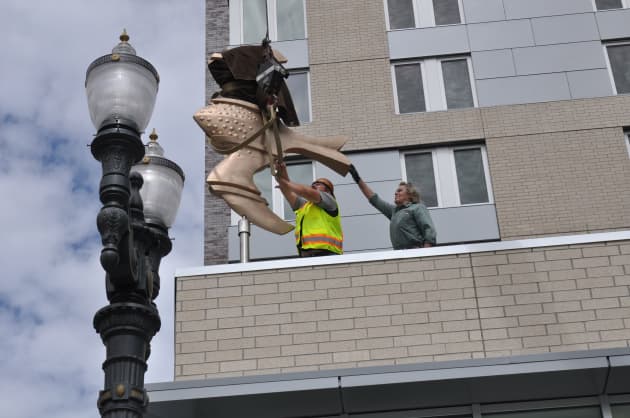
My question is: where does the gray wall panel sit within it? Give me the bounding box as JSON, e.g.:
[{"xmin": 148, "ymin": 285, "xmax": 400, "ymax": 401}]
[
  {"xmin": 472, "ymin": 49, "xmax": 516, "ymax": 79},
  {"xmin": 567, "ymin": 69, "xmax": 615, "ymax": 99},
  {"xmin": 468, "ymin": 20, "xmax": 534, "ymax": 51},
  {"xmin": 228, "ymin": 224, "xmax": 298, "ymax": 261},
  {"xmin": 229, "ymin": 204, "xmax": 501, "ymax": 260},
  {"xmin": 315, "ymin": 151, "xmax": 402, "ymax": 186},
  {"xmin": 503, "ymin": 0, "xmax": 593, "ymax": 19},
  {"xmin": 476, "ymin": 73, "xmax": 571, "ymax": 106},
  {"xmin": 596, "ymin": 8, "xmax": 630, "ymax": 40},
  {"xmin": 273, "ymin": 39, "xmax": 309, "ymax": 69},
  {"xmin": 462, "ymin": 0, "xmax": 506, "ymax": 23},
  {"xmin": 388, "ymin": 26, "xmax": 470, "ymax": 60},
  {"xmin": 531, "ymin": 13, "xmax": 600, "ymax": 46},
  {"xmin": 430, "ymin": 205, "xmax": 499, "ymax": 243},
  {"xmin": 513, "ymin": 41, "xmax": 607, "ymax": 75},
  {"xmin": 340, "ymin": 214, "xmax": 393, "ymax": 252},
  {"xmin": 335, "ymin": 181, "xmax": 401, "ymax": 217}
]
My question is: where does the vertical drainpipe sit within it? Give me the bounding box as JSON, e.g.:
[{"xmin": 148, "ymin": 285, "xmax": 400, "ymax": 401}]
[{"xmin": 238, "ymin": 216, "xmax": 251, "ymax": 263}]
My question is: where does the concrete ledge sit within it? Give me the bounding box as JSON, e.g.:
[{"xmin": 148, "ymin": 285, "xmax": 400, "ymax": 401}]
[
  {"xmin": 177, "ymin": 230, "xmax": 630, "ymax": 277},
  {"xmin": 147, "ymin": 348, "xmax": 630, "ymax": 418}
]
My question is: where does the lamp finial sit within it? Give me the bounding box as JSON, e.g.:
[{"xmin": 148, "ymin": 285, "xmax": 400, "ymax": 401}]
[{"xmin": 120, "ymin": 29, "xmax": 129, "ymax": 43}]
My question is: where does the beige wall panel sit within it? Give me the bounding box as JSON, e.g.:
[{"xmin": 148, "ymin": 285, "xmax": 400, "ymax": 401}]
[
  {"xmin": 175, "ymin": 240, "xmax": 630, "ymax": 379},
  {"xmin": 307, "ymin": 0, "xmax": 388, "ymax": 64},
  {"xmin": 481, "ymin": 95, "xmax": 630, "ymax": 139},
  {"xmin": 487, "ymin": 128, "xmax": 630, "ymax": 239}
]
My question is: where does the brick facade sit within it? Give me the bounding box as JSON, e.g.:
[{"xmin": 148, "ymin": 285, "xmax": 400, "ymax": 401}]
[
  {"xmin": 176, "ymin": 238, "xmax": 630, "ymax": 380},
  {"xmin": 204, "ymin": 0, "xmax": 230, "ymax": 265}
]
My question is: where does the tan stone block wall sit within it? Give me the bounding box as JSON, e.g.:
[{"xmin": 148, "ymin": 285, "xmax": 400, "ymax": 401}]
[
  {"xmin": 481, "ymin": 95, "xmax": 630, "ymax": 139},
  {"xmin": 487, "ymin": 127, "xmax": 630, "ymax": 239},
  {"xmin": 174, "ymin": 240, "xmax": 630, "ymax": 380},
  {"xmin": 306, "ymin": 0, "xmax": 388, "ymax": 65}
]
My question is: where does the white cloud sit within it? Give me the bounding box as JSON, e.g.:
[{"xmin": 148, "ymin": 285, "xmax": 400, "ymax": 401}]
[{"xmin": 0, "ymin": 1, "xmax": 206, "ymax": 416}]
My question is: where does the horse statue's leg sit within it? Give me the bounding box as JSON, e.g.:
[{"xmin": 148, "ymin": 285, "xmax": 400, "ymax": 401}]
[
  {"xmin": 194, "ymin": 97, "xmax": 351, "ymax": 235},
  {"xmin": 207, "ymin": 147, "xmax": 295, "ymax": 235}
]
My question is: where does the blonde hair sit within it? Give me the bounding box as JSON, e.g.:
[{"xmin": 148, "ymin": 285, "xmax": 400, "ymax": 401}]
[{"xmin": 399, "ymin": 182, "xmax": 420, "ymax": 203}]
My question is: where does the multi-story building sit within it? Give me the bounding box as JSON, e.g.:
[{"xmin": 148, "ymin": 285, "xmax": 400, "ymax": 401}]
[{"xmin": 147, "ymin": 1, "xmax": 630, "ymax": 417}]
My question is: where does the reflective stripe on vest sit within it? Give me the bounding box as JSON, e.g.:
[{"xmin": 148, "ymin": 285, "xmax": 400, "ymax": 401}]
[
  {"xmin": 302, "ymin": 234, "xmax": 343, "ymax": 250},
  {"xmin": 295, "ymin": 201, "xmax": 343, "ymax": 254}
]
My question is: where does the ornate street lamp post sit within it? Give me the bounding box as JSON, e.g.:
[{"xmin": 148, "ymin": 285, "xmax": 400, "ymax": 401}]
[{"xmin": 85, "ymin": 31, "xmax": 184, "ymax": 418}]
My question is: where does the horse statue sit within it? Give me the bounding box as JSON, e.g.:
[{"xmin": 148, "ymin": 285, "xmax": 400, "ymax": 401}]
[{"xmin": 193, "ymin": 44, "xmax": 351, "ymax": 234}]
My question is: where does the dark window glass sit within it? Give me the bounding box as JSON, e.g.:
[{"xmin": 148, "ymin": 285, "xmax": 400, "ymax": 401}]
[
  {"xmin": 404, "ymin": 153, "xmax": 438, "ymax": 207},
  {"xmin": 596, "ymin": 0, "xmax": 623, "ymax": 10},
  {"xmin": 433, "ymin": 0, "xmax": 461, "ymax": 25},
  {"xmin": 277, "ymin": 0, "xmax": 305, "ymax": 41},
  {"xmin": 286, "ymin": 71, "xmax": 310, "ymax": 123},
  {"xmin": 243, "ymin": 0, "xmax": 268, "ymax": 44},
  {"xmin": 608, "ymin": 44, "xmax": 630, "ymax": 94},
  {"xmin": 612, "ymin": 404, "xmax": 630, "ymax": 418},
  {"xmin": 454, "ymin": 148, "xmax": 488, "ymax": 204},
  {"xmin": 486, "ymin": 406, "xmax": 601, "ymax": 418},
  {"xmin": 442, "ymin": 59, "xmax": 474, "ymax": 109},
  {"xmin": 395, "ymin": 64, "xmax": 426, "ymax": 113},
  {"xmin": 388, "ymin": 0, "xmax": 415, "ymax": 29}
]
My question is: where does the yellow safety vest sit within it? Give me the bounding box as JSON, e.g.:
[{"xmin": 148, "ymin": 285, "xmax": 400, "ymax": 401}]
[{"xmin": 294, "ymin": 201, "xmax": 343, "ymax": 254}]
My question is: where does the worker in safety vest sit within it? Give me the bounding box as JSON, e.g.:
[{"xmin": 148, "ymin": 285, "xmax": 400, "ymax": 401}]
[{"xmin": 275, "ymin": 162, "xmax": 343, "ymax": 257}]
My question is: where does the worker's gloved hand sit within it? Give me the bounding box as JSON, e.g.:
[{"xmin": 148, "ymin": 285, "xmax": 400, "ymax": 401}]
[{"xmin": 348, "ymin": 164, "xmax": 361, "ymax": 183}]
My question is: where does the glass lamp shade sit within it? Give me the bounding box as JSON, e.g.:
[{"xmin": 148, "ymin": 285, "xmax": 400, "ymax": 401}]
[
  {"xmin": 85, "ymin": 34, "xmax": 159, "ymax": 132},
  {"xmin": 131, "ymin": 134, "xmax": 185, "ymax": 229}
]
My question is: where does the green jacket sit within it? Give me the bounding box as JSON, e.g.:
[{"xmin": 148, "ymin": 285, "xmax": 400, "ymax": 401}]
[{"xmin": 369, "ymin": 194, "xmax": 437, "ymax": 249}]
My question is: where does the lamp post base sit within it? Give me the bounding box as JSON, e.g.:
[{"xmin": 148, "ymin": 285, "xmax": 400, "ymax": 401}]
[{"xmin": 94, "ymin": 302, "xmax": 161, "ymax": 418}]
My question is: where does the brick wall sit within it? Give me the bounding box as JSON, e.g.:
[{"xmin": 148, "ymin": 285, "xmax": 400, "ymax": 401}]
[
  {"xmin": 175, "ymin": 239, "xmax": 630, "ymax": 380},
  {"xmin": 488, "ymin": 127, "xmax": 630, "ymax": 239},
  {"xmin": 204, "ymin": 0, "xmax": 231, "ymax": 265}
]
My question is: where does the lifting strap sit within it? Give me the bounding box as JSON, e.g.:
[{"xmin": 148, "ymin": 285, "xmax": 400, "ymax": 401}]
[{"xmin": 209, "ymin": 99, "xmax": 284, "ymax": 176}]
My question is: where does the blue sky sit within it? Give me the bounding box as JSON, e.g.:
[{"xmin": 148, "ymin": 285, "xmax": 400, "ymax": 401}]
[{"xmin": 0, "ymin": 1, "xmax": 205, "ymax": 416}]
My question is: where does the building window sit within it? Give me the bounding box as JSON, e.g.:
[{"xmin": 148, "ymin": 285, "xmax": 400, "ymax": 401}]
[
  {"xmin": 484, "ymin": 407, "xmax": 602, "ymax": 418},
  {"xmin": 232, "ymin": 161, "xmax": 313, "ymax": 224},
  {"xmin": 595, "ymin": 0, "xmax": 628, "ymax": 10},
  {"xmin": 611, "ymin": 403, "xmax": 630, "ymax": 417},
  {"xmin": 605, "ymin": 42, "xmax": 630, "ymax": 94},
  {"xmin": 386, "ymin": 0, "xmax": 463, "ymax": 30},
  {"xmin": 231, "ymin": 0, "xmax": 306, "ymax": 44},
  {"xmin": 392, "ymin": 56, "xmax": 476, "ymax": 113},
  {"xmin": 402, "ymin": 145, "xmax": 492, "ymax": 208},
  {"xmin": 286, "ymin": 70, "xmax": 311, "ymax": 123}
]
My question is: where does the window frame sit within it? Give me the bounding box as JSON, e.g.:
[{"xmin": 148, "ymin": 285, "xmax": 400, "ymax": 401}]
[
  {"xmin": 384, "ymin": 0, "xmax": 465, "ymax": 31},
  {"xmin": 603, "ymin": 40, "xmax": 630, "ymax": 95},
  {"xmin": 391, "ymin": 56, "xmax": 477, "ymax": 113},
  {"xmin": 391, "ymin": 60, "xmax": 429, "ymax": 114},
  {"xmin": 286, "ymin": 68, "xmax": 312, "ymax": 124},
  {"xmin": 401, "ymin": 144, "xmax": 493, "ymax": 209},
  {"xmin": 593, "ymin": 0, "xmax": 630, "ymax": 11},
  {"xmin": 230, "ymin": 0, "xmax": 308, "ymax": 45},
  {"xmin": 230, "ymin": 161, "xmax": 314, "ymax": 225},
  {"xmin": 480, "ymin": 396, "xmax": 603, "ymax": 417}
]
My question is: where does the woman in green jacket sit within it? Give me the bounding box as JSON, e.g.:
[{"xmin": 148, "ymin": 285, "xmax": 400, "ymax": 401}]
[{"xmin": 349, "ymin": 165, "xmax": 436, "ymax": 250}]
